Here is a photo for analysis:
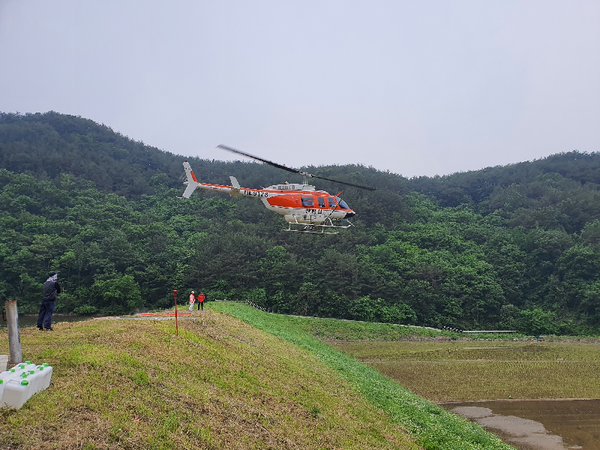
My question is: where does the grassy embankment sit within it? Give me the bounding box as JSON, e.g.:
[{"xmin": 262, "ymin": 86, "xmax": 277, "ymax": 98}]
[
  {"xmin": 0, "ymin": 302, "xmax": 513, "ymax": 449},
  {"xmin": 210, "ymin": 302, "xmax": 513, "ymax": 450}
]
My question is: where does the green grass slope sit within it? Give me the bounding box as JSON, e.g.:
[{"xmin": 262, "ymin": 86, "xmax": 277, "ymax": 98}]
[
  {"xmin": 1, "ymin": 308, "xmax": 419, "ymax": 449},
  {"xmin": 0, "ymin": 303, "xmax": 514, "ymax": 449},
  {"xmin": 211, "ymin": 302, "xmax": 514, "ymax": 450}
]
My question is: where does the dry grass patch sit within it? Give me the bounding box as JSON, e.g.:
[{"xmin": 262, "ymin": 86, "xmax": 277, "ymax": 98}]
[{"xmin": 0, "ymin": 310, "xmax": 418, "ymax": 449}]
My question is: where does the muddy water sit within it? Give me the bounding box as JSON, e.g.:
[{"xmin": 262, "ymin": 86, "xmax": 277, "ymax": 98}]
[
  {"xmin": 441, "ymin": 399, "xmax": 600, "ymax": 450},
  {"xmin": 0, "ymin": 314, "xmax": 93, "ymax": 329}
]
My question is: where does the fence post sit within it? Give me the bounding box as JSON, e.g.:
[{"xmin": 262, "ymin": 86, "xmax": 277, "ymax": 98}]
[
  {"xmin": 173, "ymin": 290, "xmax": 179, "ymax": 337},
  {"xmin": 5, "ymin": 300, "xmax": 22, "ymax": 365}
]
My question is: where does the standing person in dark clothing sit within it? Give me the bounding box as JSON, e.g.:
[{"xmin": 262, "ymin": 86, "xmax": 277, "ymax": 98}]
[
  {"xmin": 37, "ymin": 271, "xmax": 61, "ymax": 331},
  {"xmin": 198, "ymin": 292, "xmax": 205, "ymax": 311}
]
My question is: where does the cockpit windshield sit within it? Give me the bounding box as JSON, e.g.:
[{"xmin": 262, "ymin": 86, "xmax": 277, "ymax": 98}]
[{"xmin": 335, "ymin": 197, "xmax": 349, "ymax": 209}]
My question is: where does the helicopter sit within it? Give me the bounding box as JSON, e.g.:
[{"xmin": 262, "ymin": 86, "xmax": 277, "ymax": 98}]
[{"xmin": 181, "ymin": 145, "xmax": 376, "ymax": 234}]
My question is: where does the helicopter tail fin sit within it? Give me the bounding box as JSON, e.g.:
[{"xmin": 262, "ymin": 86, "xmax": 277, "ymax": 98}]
[
  {"xmin": 181, "ymin": 161, "xmax": 199, "ymax": 198},
  {"xmin": 229, "ymin": 176, "xmax": 241, "ymax": 197}
]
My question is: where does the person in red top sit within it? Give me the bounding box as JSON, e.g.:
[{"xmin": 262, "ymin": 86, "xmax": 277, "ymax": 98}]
[{"xmin": 198, "ymin": 292, "xmax": 205, "ymax": 310}]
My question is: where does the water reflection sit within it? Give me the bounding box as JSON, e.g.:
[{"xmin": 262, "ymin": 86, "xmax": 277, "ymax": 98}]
[
  {"xmin": 442, "ymin": 399, "xmax": 600, "ymax": 450},
  {"xmin": 0, "ymin": 315, "xmax": 94, "ymax": 329}
]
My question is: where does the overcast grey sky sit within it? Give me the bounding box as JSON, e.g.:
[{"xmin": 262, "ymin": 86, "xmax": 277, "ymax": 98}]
[{"xmin": 1, "ymin": 0, "xmax": 599, "ymax": 177}]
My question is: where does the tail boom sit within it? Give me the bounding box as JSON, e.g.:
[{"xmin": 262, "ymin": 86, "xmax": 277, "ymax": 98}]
[{"xmin": 181, "ymin": 161, "xmax": 253, "ymax": 198}]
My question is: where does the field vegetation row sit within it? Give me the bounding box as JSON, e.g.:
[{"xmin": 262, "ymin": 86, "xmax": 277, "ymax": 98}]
[
  {"xmin": 280, "ymin": 310, "xmax": 600, "ymax": 402},
  {"xmin": 333, "ymin": 340, "xmax": 600, "ymax": 402}
]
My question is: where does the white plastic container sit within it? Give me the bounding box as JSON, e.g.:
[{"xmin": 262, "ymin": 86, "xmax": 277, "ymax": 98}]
[
  {"xmin": 0, "ymin": 362, "xmax": 53, "ymax": 408},
  {"xmin": 35, "ymin": 364, "xmax": 53, "ymax": 392},
  {"xmin": 20, "ymin": 370, "xmax": 42, "ymax": 394},
  {"xmin": 15, "ymin": 361, "xmax": 36, "ymax": 373},
  {"xmin": 1, "ymin": 377, "xmax": 31, "ymax": 409},
  {"xmin": 0, "ymin": 368, "xmax": 21, "ymax": 383},
  {"xmin": 6, "ymin": 362, "xmax": 31, "ymax": 382}
]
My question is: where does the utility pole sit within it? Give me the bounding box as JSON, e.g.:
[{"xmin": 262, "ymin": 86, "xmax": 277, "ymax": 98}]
[{"xmin": 5, "ymin": 300, "xmax": 22, "ymax": 365}]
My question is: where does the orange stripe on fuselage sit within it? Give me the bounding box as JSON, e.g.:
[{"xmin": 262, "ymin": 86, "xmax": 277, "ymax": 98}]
[
  {"xmin": 196, "ymin": 183, "xmax": 353, "ymax": 212},
  {"xmin": 267, "ymin": 193, "xmax": 352, "ymax": 211},
  {"xmin": 190, "ymin": 170, "xmax": 198, "ymax": 183},
  {"xmin": 267, "ymin": 195, "xmax": 301, "ymax": 208}
]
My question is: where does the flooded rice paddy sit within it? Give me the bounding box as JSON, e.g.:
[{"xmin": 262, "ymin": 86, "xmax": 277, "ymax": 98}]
[
  {"xmin": 332, "ymin": 339, "xmax": 600, "ymax": 450},
  {"xmin": 443, "ymin": 400, "xmax": 600, "ymax": 450}
]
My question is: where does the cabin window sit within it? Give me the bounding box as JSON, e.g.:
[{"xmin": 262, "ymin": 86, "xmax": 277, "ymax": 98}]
[
  {"xmin": 318, "ymin": 197, "xmax": 325, "ymax": 207},
  {"xmin": 301, "ymin": 196, "xmax": 314, "ymax": 207},
  {"xmin": 328, "ymin": 197, "xmax": 336, "ymax": 208},
  {"xmin": 335, "ymin": 197, "xmax": 349, "ymax": 209}
]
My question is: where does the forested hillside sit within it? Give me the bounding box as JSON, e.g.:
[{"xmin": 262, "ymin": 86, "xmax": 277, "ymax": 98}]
[
  {"xmin": 2, "ymin": 111, "xmax": 600, "ymax": 335},
  {"xmin": 409, "ymin": 152, "xmax": 600, "ymax": 233}
]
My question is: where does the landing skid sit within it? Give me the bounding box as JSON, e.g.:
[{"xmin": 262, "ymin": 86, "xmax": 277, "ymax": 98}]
[{"xmin": 283, "ymin": 218, "xmax": 354, "ymax": 234}]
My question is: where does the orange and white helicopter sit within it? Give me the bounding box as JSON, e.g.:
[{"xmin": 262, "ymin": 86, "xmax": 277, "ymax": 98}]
[{"xmin": 181, "ymin": 145, "xmax": 375, "ymax": 234}]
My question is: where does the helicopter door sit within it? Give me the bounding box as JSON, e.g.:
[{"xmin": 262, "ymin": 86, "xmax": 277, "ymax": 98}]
[{"xmin": 317, "ymin": 197, "xmax": 325, "ymax": 208}]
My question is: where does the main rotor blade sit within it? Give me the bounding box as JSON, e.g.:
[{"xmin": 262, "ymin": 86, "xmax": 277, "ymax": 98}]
[
  {"xmin": 217, "ymin": 144, "xmax": 376, "ymax": 191},
  {"xmin": 309, "ymin": 174, "xmax": 377, "ymax": 191},
  {"xmin": 217, "ymin": 144, "xmax": 300, "ymax": 175}
]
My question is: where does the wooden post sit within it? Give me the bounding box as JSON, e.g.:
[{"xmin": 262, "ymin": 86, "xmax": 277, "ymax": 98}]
[
  {"xmin": 5, "ymin": 300, "xmax": 22, "ymax": 365},
  {"xmin": 173, "ymin": 290, "xmax": 179, "ymax": 336}
]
